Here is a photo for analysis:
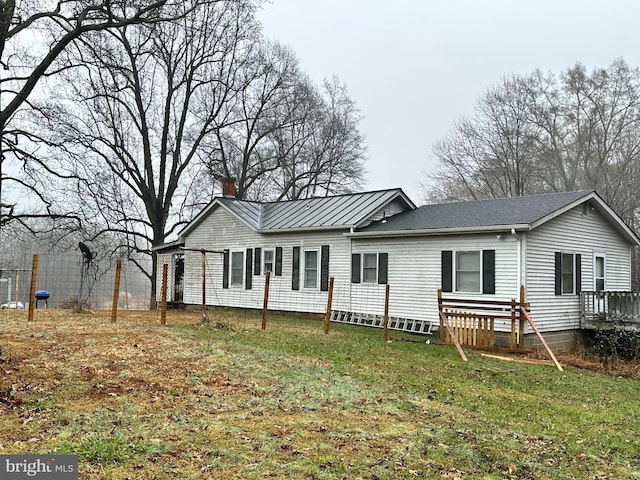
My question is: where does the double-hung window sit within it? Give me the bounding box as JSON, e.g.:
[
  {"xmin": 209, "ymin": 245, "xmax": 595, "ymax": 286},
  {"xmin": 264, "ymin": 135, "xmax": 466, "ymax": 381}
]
[
  {"xmin": 350, "ymin": 252, "xmax": 388, "ymax": 284},
  {"xmin": 554, "ymin": 252, "xmax": 581, "ymax": 295},
  {"xmin": 456, "ymin": 251, "xmax": 481, "ymax": 293},
  {"xmin": 304, "ymin": 249, "xmax": 318, "ymax": 289},
  {"xmin": 263, "ymin": 248, "xmax": 274, "ymax": 274},
  {"xmin": 292, "ymin": 245, "xmax": 329, "ymax": 291},
  {"xmin": 441, "ymin": 250, "xmax": 495, "ymax": 294},
  {"xmin": 362, "ymin": 253, "xmax": 378, "ymax": 283},
  {"xmin": 231, "ymin": 251, "xmax": 244, "ymax": 286}
]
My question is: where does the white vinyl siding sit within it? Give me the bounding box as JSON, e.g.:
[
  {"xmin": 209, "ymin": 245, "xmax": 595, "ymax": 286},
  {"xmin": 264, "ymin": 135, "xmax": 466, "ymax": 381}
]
[
  {"xmin": 182, "ymin": 207, "xmax": 352, "ymax": 314},
  {"xmin": 176, "ymin": 198, "xmax": 634, "ymax": 336},
  {"xmin": 526, "ymin": 205, "xmax": 633, "ymax": 332},
  {"xmin": 350, "ymin": 234, "xmax": 518, "ymax": 329}
]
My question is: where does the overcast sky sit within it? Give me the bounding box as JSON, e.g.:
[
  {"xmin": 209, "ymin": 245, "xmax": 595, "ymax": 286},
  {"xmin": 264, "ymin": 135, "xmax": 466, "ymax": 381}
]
[{"xmin": 258, "ymin": 0, "xmax": 640, "ymax": 204}]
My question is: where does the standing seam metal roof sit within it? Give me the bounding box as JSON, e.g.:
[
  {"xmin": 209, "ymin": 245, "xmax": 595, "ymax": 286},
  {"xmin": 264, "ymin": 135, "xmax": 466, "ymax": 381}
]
[{"xmin": 216, "ymin": 188, "xmax": 413, "ymax": 231}]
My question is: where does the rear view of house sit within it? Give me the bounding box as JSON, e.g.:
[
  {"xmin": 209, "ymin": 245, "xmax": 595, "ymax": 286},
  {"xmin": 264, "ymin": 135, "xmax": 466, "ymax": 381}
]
[{"xmin": 155, "ymin": 187, "xmax": 640, "ymax": 353}]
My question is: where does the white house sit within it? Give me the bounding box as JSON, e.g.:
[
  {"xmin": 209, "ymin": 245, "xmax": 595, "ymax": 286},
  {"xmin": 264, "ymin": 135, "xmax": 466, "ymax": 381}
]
[{"xmin": 155, "ymin": 187, "xmax": 640, "ymax": 352}]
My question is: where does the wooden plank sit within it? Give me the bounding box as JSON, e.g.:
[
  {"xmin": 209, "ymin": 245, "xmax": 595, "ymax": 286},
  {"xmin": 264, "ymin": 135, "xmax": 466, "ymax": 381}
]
[
  {"xmin": 480, "ymin": 353, "xmax": 556, "ymax": 367},
  {"xmin": 439, "ymin": 310, "xmax": 468, "ymax": 361},
  {"xmin": 440, "ymin": 298, "xmax": 517, "ymax": 307},
  {"xmin": 521, "ymin": 308, "xmax": 563, "ymax": 371}
]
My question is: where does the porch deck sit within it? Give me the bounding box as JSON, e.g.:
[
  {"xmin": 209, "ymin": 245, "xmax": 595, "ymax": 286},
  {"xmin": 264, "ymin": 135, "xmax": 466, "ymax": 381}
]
[{"xmin": 580, "ymin": 291, "xmax": 640, "ymax": 330}]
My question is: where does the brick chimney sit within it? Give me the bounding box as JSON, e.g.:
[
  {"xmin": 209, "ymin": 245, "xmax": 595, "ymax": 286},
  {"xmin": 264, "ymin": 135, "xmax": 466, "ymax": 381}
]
[{"xmin": 221, "ymin": 177, "xmax": 237, "ymax": 198}]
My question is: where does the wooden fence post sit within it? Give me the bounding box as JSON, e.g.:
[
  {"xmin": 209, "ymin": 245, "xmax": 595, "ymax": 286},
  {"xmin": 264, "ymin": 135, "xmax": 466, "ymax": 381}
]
[
  {"xmin": 383, "ymin": 284, "xmax": 390, "ymax": 341},
  {"xmin": 519, "ymin": 285, "xmax": 526, "ymax": 348},
  {"xmin": 510, "ymin": 298, "xmax": 516, "ymax": 349},
  {"xmin": 262, "ymin": 271, "xmax": 270, "ymax": 330},
  {"xmin": 111, "ymin": 259, "xmax": 122, "ymax": 323},
  {"xmin": 160, "ymin": 263, "xmax": 168, "ymax": 326},
  {"xmin": 324, "ymin": 277, "xmax": 334, "ymax": 334},
  {"xmin": 437, "ymin": 289, "xmax": 445, "ymax": 343},
  {"xmin": 201, "ymin": 251, "xmax": 207, "ymax": 315},
  {"xmin": 27, "ymin": 254, "xmax": 38, "ymax": 322}
]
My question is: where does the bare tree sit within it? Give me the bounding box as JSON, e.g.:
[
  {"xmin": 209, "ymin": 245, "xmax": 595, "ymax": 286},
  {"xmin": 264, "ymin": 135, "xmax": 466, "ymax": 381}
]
[
  {"xmin": 426, "ymin": 59, "xmax": 640, "ymax": 227},
  {"xmin": 0, "ymin": 0, "xmax": 208, "ymax": 229},
  {"xmin": 528, "ymin": 59, "xmax": 640, "ymax": 222},
  {"xmin": 427, "ymin": 75, "xmax": 544, "ymax": 203},
  {"xmin": 28, "ymin": 0, "xmax": 258, "ymax": 299},
  {"xmin": 204, "ymin": 44, "xmax": 366, "ymax": 201}
]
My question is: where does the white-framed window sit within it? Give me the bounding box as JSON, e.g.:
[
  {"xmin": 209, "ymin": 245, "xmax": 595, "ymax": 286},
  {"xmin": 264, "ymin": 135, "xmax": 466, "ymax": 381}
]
[
  {"xmin": 303, "ymin": 249, "xmax": 319, "ymax": 289},
  {"xmin": 231, "ymin": 251, "xmax": 244, "ymax": 286},
  {"xmin": 263, "ymin": 248, "xmax": 274, "ymax": 274},
  {"xmin": 362, "ymin": 253, "xmax": 378, "ymax": 283},
  {"xmin": 456, "ymin": 251, "xmax": 481, "ymax": 293},
  {"xmin": 594, "ymin": 253, "xmax": 606, "ymax": 292}
]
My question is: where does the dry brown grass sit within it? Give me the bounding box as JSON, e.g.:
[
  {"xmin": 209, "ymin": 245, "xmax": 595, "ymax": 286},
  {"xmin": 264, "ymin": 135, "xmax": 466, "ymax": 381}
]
[{"xmin": 2, "ymin": 308, "xmax": 640, "ymax": 479}]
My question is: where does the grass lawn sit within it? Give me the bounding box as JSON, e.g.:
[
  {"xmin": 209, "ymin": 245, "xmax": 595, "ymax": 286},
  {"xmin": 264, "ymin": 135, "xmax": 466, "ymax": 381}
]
[{"xmin": 1, "ymin": 308, "xmax": 639, "ymax": 479}]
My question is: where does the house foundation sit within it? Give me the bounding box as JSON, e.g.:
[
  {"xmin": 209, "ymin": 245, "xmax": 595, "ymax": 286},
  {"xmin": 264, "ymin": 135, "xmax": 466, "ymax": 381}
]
[{"xmin": 493, "ymin": 330, "xmax": 585, "ymax": 354}]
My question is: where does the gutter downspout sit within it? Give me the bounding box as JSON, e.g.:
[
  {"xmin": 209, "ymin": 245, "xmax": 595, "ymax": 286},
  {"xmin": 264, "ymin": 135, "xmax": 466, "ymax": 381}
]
[{"xmin": 511, "ymin": 228, "xmax": 522, "ymax": 296}]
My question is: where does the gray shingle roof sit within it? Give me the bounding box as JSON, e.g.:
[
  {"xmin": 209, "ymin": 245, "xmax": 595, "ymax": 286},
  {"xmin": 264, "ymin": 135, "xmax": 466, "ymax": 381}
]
[{"xmin": 358, "ymin": 190, "xmax": 593, "ymax": 233}]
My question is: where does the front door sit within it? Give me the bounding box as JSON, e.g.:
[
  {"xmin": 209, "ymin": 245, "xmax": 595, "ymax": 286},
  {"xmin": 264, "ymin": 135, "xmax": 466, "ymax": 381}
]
[{"xmin": 594, "ymin": 253, "xmax": 606, "ymax": 315}]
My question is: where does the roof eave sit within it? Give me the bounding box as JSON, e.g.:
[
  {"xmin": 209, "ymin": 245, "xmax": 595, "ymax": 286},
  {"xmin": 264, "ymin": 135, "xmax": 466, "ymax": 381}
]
[
  {"xmin": 152, "ymin": 238, "xmax": 185, "ymax": 252},
  {"xmin": 258, "ymin": 225, "xmax": 353, "ymax": 234},
  {"xmin": 346, "ymin": 224, "xmax": 531, "ymax": 238}
]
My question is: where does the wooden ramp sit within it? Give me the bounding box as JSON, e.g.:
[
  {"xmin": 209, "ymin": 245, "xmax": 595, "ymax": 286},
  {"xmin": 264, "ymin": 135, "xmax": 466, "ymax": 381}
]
[{"xmin": 330, "ymin": 310, "xmax": 435, "ymax": 335}]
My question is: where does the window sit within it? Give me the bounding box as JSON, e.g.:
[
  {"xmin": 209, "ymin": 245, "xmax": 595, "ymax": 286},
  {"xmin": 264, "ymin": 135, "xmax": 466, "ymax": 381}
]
[
  {"xmin": 263, "ymin": 249, "xmax": 274, "ymax": 274},
  {"xmin": 456, "ymin": 251, "xmax": 481, "ymax": 292},
  {"xmin": 304, "ymin": 250, "xmax": 318, "ymax": 289},
  {"xmin": 351, "ymin": 253, "xmax": 388, "ymax": 284},
  {"xmin": 441, "ymin": 250, "xmax": 494, "ymax": 294},
  {"xmin": 362, "ymin": 253, "xmax": 378, "ymax": 283},
  {"xmin": 554, "ymin": 252, "xmax": 581, "ymax": 295},
  {"xmin": 594, "ymin": 254, "xmax": 605, "ymax": 292},
  {"xmin": 231, "ymin": 251, "xmax": 244, "ymax": 286},
  {"xmin": 293, "ymin": 245, "xmax": 329, "ymax": 291}
]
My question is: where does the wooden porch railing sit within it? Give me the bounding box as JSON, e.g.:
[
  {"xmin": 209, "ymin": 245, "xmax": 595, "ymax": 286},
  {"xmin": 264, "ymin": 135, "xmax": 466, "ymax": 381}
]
[
  {"xmin": 438, "ymin": 287, "xmax": 562, "ymax": 370},
  {"xmin": 438, "ymin": 289, "xmax": 528, "ymax": 350},
  {"xmin": 580, "ymin": 291, "xmax": 640, "ymax": 329}
]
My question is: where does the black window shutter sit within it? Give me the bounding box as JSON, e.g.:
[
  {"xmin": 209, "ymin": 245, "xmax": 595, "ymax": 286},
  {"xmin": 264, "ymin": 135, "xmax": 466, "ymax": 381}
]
[
  {"xmin": 222, "ymin": 249, "xmax": 229, "ymax": 289},
  {"xmin": 254, "ymin": 248, "xmax": 261, "ymax": 275},
  {"xmin": 351, "ymin": 254, "xmax": 361, "ymax": 283},
  {"xmin": 245, "ymin": 248, "xmax": 253, "ymax": 290},
  {"xmin": 321, "ymin": 245, "xmax": 330, "ymax": 291},
  {"xmin": 554, "ymin": 252, "xmax": 562, "ymax": 295},
  {"xmin": 292, "ymin": 246, "xmax": 300, "ymax": 290},
  {"xmin": 378, "ymin": 253, "xmax": 388, "ymax": 284},
  {"xmin": 275, "ymin": 247, "xmax": 283, "ymax": 276},
  {"xmin": 576, "ymin": 254, "xmax": 582, "ymax": 294},
  {"xmin": 482, "ymin": 250, "xmax": 495, "ymax": 294},
  {"xmin": 441, "ymin": 251, "xmax": 453, "ymax": 292}
]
